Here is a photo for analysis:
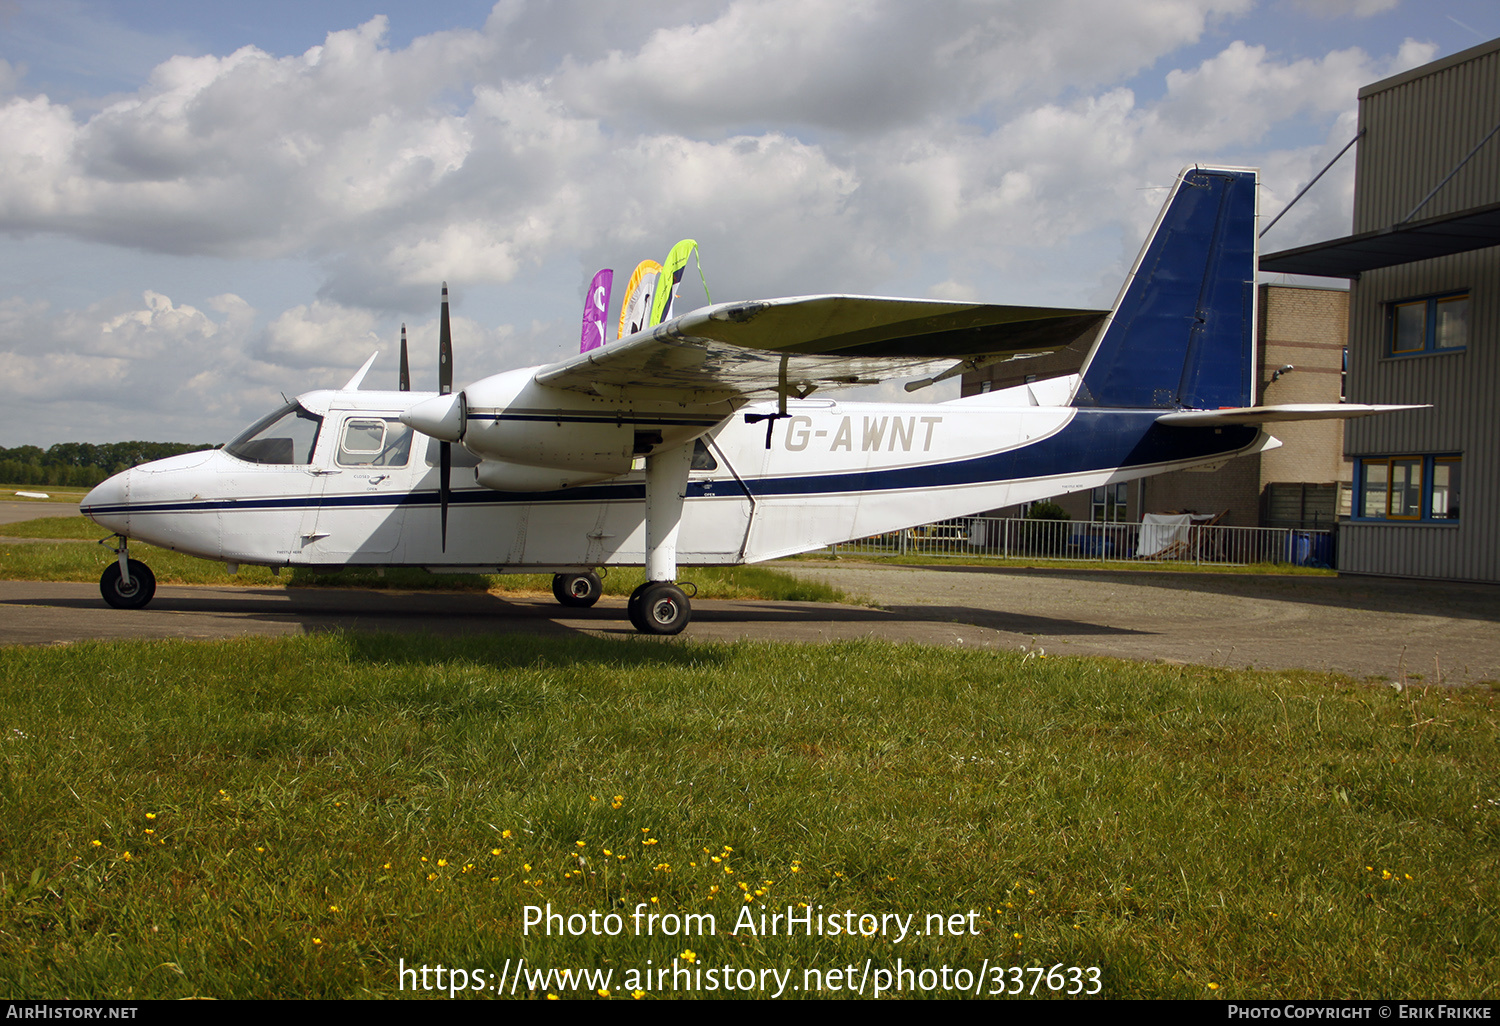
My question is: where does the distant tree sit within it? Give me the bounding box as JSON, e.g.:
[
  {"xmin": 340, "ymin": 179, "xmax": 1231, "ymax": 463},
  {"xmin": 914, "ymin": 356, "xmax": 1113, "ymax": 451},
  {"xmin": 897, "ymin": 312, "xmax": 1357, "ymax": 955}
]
[{"xmin": 0, "ymin": 441, "xmax": 217, "ymax": 487}]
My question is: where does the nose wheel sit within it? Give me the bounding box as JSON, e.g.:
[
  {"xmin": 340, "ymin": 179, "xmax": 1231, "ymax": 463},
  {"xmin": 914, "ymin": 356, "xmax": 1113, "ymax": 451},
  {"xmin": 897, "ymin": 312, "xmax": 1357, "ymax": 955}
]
[
  {"xmin": 100, "ymin": 558, "xmax": 156, "ymax": 609},
  {"xmin": 627, "ymin": 581, "xmax": 691, "ymax": 635}
]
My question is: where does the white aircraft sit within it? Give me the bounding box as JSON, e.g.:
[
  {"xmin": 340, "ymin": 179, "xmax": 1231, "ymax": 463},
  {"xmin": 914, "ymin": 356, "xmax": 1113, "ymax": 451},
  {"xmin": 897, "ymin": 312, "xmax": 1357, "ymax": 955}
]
[{"xmin": 80, "ymin": 167, "xmax": 1412, "ymax": 634}]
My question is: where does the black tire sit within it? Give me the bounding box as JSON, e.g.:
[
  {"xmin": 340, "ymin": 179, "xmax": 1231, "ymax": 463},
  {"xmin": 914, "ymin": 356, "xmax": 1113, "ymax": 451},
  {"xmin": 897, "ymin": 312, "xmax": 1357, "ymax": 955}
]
[
  {"xmin": 552, "ymin": 571, "xmax": 602, "ymax": 608},
  {"xmin": 100, "ymin": 560, "xmax": 156, "ymax": 610},
  {"xmin": 628, "ymin": 581, "xmax": 691, "ymax": 636}
]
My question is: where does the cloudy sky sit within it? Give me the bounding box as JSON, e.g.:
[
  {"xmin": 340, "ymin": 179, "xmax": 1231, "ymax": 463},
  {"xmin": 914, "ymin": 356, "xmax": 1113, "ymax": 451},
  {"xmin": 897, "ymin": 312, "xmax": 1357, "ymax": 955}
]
[{"xmin": 2, "ymin": 0, "xmax": 1497, "ymax": 446}]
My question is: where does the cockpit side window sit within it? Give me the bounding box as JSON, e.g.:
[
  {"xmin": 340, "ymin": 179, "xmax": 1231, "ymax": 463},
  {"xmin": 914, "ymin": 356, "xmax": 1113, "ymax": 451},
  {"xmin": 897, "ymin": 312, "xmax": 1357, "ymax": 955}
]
[
  {"xmin": 225, "ymin": 402, "xmax": 324, "ymax": 465},
  {"xmin": 338, "ymin": 418, "xmax": 413, "ymax": 468},
  {"xmin": 691, "ymin": 438, "xmax": 718, "ymax": 471}
]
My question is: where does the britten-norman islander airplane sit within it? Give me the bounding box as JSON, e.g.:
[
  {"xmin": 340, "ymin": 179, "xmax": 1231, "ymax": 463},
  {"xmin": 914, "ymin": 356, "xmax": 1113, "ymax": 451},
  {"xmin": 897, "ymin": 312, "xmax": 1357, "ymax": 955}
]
[{"xmin": 80, "ymin": 167, "xmax": 1412, "ymax": 634}]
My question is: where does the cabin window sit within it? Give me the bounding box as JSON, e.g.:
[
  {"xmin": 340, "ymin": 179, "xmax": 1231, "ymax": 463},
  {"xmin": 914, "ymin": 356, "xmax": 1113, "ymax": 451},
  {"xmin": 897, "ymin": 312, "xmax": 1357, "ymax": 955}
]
[
  {"xmin": 225, "ymin": 402, "xmax": 323, "ymax": 465},
  {"xmin": 337, "ymin": 418, "xmax": 413, "ymax": 468},
  {"xmin": 1354, "ymin": 455, "xmax": 1460, "ymax": 521},
  {"xmin": 1389, "ymin": 292, "xmax": 1468, "ymax": 355}
]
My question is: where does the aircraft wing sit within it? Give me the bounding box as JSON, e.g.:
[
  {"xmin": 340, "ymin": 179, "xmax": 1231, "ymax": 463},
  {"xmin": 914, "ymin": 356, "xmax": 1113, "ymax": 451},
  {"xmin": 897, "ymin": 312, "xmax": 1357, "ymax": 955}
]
[{"xmin": 534, "ymin": 295, "xmax": 1106, "ymax": 403}]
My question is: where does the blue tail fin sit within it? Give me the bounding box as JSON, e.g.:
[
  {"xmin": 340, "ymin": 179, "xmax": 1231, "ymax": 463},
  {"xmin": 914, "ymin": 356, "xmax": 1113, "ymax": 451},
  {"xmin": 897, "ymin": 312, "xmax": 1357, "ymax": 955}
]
[{"xmin": 1072, "ymin": 166, "xmax": 1257, "ymax": 411}]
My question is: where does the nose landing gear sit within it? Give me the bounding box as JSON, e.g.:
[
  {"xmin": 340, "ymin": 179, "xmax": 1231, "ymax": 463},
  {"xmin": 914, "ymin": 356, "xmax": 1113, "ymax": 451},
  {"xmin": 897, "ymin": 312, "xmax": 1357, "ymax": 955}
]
[{"xmin": 98, "ymin": 536, "xmax": 156, "ymax": 609}]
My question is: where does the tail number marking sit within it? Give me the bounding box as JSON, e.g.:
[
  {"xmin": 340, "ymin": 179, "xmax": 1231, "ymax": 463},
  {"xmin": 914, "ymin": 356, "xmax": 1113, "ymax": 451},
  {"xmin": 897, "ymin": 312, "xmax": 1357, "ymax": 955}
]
[{"xmin": 786, "ymin": 416, "xmax": 941, "ymax": 453}]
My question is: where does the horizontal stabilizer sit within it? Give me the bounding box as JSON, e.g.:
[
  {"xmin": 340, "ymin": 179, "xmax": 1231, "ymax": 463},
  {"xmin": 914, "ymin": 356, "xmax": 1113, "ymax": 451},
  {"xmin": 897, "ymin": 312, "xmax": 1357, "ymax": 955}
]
[{"xmin": 1155, "ymin": 403, "xmax": 1426, "ymax": 426}]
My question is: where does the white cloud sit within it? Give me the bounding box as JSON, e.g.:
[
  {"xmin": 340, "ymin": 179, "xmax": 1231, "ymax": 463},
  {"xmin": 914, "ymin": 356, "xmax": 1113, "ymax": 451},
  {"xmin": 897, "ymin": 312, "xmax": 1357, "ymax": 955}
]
[{"xmin": 0, "ymin": 2, "xmax": 1461, "ymax": 442}]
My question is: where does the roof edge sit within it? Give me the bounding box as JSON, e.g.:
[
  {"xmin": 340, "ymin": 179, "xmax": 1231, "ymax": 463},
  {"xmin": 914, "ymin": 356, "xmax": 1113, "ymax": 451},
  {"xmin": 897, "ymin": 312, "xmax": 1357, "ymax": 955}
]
[{"xmin": 1359, "ymin": 35, "xmax": 1500, "ymax": 99}]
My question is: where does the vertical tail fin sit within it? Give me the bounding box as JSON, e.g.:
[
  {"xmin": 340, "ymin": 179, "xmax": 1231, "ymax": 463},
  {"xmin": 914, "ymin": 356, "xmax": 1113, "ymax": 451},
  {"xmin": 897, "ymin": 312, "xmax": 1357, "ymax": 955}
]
[{"xmin": 1072, "ymin": 166, "xmax": 1258, "ymax": 411}]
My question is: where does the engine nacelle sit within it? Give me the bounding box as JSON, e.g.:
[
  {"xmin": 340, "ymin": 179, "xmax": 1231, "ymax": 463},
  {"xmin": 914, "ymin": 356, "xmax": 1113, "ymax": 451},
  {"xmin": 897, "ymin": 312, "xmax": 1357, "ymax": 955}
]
[{"xmin": 416, "ymin": 366, "xmax": 708, "ymax": 475}]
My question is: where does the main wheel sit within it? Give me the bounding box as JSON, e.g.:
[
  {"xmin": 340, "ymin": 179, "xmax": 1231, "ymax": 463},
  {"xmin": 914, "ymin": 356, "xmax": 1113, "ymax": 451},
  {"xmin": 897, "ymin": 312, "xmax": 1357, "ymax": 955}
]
[
  {"xmin": 627, "ymin": 581, "xmax": 691, "ymax": 636},
  {"xmin": 552, "ymin": 571, "xmax": 602, "ymax": 608},
  {"xmin": 100, "ymin": 560, "xmax": 156, "ymax": 609}
]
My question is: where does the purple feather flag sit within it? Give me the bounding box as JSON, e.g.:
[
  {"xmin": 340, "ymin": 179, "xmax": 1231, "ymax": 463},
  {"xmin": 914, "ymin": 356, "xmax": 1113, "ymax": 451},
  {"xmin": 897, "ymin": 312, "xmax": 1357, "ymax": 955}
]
[{"xmin": 579, "ymin": 269, "xmax": 614, "ymax": 352}]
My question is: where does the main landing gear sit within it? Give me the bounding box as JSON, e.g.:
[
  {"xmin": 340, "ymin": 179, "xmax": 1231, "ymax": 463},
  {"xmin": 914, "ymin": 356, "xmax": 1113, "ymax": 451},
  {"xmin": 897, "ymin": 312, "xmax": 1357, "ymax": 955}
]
[
  {"xmin": 551, "ymin": 571, "xmax": 602, "ymax": 608},
  {"xmin": 627, "ymin": 581, "xmax": 691, "ymax": 635},
  {"xmin": 98, "ymin": 536, "xmax": 156, "ymax": 609}
]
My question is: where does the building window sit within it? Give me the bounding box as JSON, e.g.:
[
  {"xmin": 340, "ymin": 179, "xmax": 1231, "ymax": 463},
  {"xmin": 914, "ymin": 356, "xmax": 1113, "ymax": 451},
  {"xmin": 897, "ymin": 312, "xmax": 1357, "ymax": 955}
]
[
  {"xmin": 1091, "ymin": 483, "xmax": 1129, "ymax": 522},
  {"xmin": 1354, "ymin": 455, "xmax": 1460, "ymax": 521},
  {"xmin": 1389, "ymin": 292, "xmax": 1468, "ymax": 355}
]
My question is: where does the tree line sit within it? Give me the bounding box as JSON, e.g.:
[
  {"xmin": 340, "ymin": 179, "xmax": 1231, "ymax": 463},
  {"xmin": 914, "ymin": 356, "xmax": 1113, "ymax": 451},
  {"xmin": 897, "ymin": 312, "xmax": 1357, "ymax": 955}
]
[{"xmin": 1, "ymin": 442, "xmax": 217, "ymax": 488}]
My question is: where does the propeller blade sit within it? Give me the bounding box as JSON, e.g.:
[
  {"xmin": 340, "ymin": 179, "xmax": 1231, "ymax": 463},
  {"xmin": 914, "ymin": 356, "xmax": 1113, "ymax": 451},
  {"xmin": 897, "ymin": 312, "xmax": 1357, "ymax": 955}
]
[
  {"xmin": 439, "ymin": 282, "xmax": 452, "ymax": 396},
  {"xmin": 438, "ymin": 284, "xmax": 454, "ymax": 549},
  {"xmin": 399, "ymin": 324, "xmax": 410, "ymax": 391}
]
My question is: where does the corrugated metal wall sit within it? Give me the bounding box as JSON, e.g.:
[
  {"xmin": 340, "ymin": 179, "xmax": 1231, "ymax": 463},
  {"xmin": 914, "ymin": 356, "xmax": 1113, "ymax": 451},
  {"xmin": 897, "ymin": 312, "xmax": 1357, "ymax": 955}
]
[{"xmin": 1341, "ymin": 38, "xmax": 1500, "ymax": 582}]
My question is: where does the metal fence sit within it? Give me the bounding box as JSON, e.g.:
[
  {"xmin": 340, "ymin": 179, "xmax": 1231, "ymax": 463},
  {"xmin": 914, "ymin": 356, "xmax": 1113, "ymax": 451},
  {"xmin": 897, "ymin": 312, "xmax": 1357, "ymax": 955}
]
[{"xmin": 823, "ymin": 517, "xmax": 1335, "ymax": 567}]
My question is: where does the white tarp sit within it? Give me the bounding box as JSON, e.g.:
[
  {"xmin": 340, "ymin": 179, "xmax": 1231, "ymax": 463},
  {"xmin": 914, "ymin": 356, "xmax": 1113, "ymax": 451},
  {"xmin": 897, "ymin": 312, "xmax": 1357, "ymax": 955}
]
[{"xmin": 1137, "ymin": 513, "xmax": 1194, "ymax": 557}]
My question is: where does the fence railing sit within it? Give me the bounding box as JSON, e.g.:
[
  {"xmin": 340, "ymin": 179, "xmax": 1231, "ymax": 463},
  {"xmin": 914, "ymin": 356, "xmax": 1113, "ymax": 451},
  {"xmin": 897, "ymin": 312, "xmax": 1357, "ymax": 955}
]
[{"xmin": 823, "ymin": 517, "xmax": 1335, "ymax": 567}]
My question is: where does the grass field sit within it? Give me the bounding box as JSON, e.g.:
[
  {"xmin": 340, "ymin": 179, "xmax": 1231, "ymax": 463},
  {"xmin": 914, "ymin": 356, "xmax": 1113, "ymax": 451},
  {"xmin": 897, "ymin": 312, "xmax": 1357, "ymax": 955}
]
[{"xmin": 2, "ymin": 632, "xmax": 1495, "ymax": 1000}]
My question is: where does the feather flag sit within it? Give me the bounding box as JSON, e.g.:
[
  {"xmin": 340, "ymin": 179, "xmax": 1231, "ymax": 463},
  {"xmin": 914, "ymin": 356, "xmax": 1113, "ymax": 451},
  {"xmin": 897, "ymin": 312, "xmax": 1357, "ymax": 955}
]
[
  {"xmin": 579, "ymin": 269, "xmax": 614, "ymax": 353},
  {"xmin": 616, "ymin": 259, "xmax": 662, "ymax": 340},
  {"xmin": 648, "ymin": 239, "xmax": 702, "ymax": 327}
]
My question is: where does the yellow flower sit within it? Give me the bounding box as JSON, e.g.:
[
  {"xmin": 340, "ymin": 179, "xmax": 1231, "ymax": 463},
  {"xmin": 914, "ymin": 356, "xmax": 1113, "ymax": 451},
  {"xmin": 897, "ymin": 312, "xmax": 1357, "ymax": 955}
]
[
  {"xmin": 632, "ymin": 990, "xmax": 645, "ymax": 1000},
  {"xmin": 491, "ymin": 848, "xmax": 501, "ymax": 856},
  {"xmin": 681, "ymin": 950, "xmax": 697, "ymax": 963},
  {"xmin": 597, "ymin": 988, "xmax": 610, "ymax": 998},
  {"xmin": 90, "ymin": 840, "xmax": 101, "ymax": 847},
  {"xmin": 1208, "ymin": 982, "xmax": 1220, "ymax": 991},
  {"xmin": 329, "ymin": 905, "xmax": 340, "ymax": 912},
  {"xmin": 437, "ymin": 859, "xmax": 448, "ymax": 867},
  {"xmin": 501, "ymin": 830, "xmax": 512, "ymax": 839},
  {"xmin": 313, "ymin": 938, "xmax": 323, "ymax": 946},
  {"xmin": 576, "ymin": 841, "xmax": 586, "ymax": 848},
  {"xmin": 120, "ymin": 851, "xmax": 132, "ymax": 861},
  {"xmin": 145, "ymin": 812, "xmax": 156, "ymax": 820}
]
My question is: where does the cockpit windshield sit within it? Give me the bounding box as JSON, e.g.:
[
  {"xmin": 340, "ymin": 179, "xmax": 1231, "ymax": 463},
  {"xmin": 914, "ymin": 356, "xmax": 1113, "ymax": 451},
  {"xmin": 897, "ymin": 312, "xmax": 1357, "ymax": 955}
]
[{"xmin": 225, "ymin": 402, "xmax": 324, "ymax": 465}]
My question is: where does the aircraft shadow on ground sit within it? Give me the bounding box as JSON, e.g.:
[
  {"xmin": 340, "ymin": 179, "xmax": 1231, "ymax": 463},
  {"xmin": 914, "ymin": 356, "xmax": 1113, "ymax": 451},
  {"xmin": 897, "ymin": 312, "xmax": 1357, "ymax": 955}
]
[{"xmin": 0, "ymin": 586, "xmax": 1143, "ymax": 651}]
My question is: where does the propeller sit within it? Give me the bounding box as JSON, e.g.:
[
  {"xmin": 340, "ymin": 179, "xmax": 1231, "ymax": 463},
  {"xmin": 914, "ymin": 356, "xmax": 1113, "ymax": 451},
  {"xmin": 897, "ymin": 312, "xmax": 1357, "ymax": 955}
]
[
  {"xmin": 439, "ymin": 284, "xmax": 453, "ymax": 551},
  {"xmin": 397, "ymin": 285, "xmax": 466, "ymax": 551},
  {"xmin": 399, "ymin": 324, "xmax": 410, "ymax": 391}
]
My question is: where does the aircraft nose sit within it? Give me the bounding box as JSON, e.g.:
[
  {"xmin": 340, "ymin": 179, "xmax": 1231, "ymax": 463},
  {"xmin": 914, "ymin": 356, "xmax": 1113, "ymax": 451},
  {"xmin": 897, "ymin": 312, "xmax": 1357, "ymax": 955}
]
[{"xmin": 82, "ymin": 469, "xmax": 132, "ymax": 534}]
